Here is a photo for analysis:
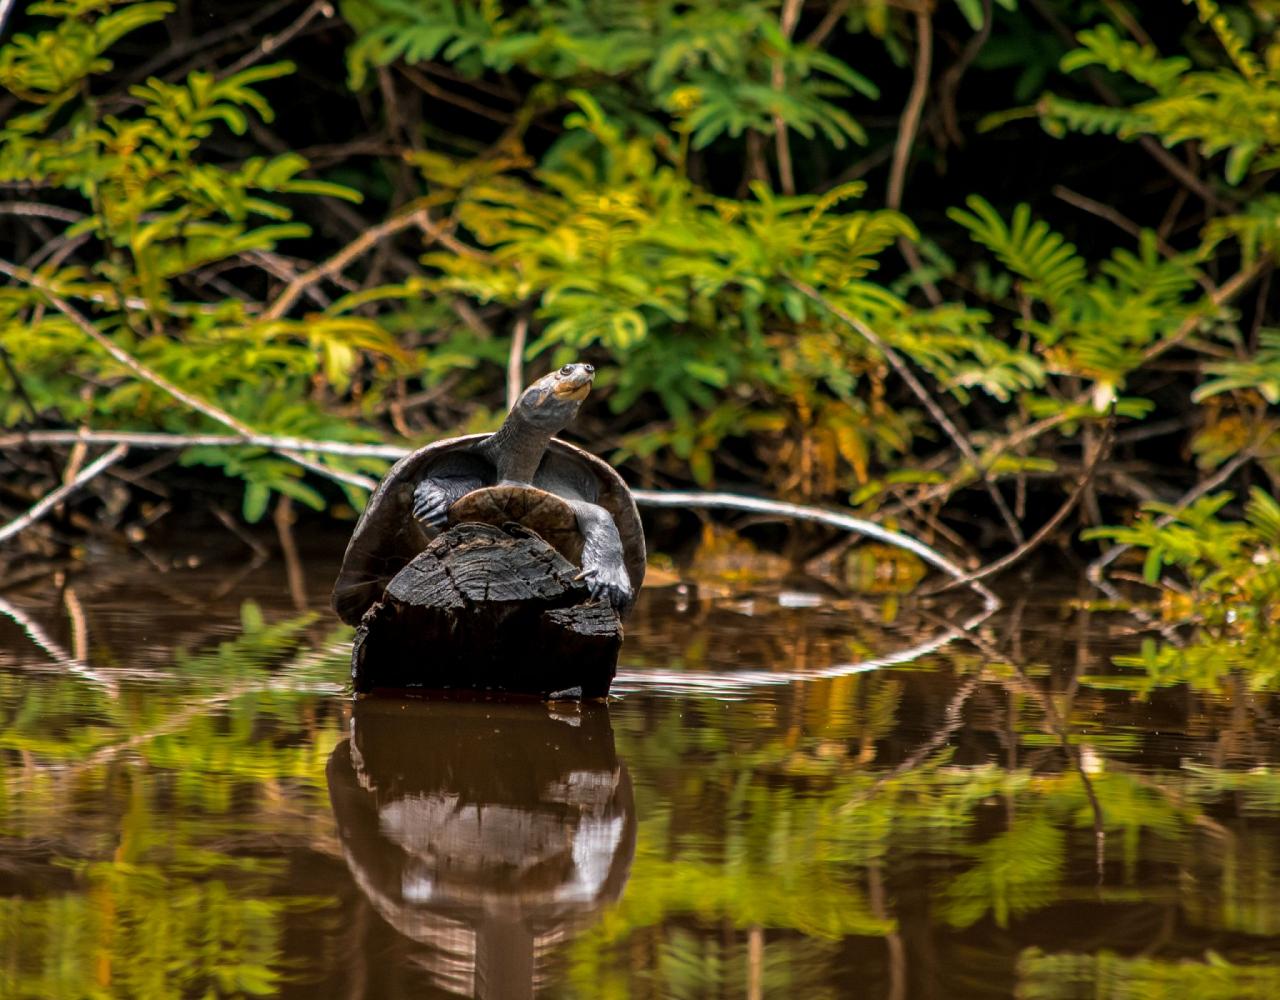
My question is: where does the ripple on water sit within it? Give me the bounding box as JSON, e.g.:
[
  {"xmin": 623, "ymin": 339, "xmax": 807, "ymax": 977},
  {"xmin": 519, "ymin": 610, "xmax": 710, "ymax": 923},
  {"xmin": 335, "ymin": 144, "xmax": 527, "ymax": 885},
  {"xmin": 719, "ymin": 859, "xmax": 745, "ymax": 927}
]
[{"xmin": 1, "ymin": 555, "xmax": 1279, "ymax": 998}]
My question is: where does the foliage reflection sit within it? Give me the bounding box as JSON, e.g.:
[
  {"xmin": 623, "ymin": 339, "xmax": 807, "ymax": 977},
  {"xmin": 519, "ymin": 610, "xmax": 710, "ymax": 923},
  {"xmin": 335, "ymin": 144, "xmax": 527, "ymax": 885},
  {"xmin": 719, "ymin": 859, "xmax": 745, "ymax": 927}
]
[{"xmin": 0, "ymin": 581, "xmax": 1279, "ymax": 997}]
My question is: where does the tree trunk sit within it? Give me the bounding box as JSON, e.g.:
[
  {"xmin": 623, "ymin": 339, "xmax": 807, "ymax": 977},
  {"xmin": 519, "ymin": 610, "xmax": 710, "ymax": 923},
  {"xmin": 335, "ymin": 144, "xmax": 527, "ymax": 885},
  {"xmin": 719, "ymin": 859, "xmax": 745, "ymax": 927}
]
[{"xmin": 351, "ymin": 521, "xmax": 621, "ymax": 697}]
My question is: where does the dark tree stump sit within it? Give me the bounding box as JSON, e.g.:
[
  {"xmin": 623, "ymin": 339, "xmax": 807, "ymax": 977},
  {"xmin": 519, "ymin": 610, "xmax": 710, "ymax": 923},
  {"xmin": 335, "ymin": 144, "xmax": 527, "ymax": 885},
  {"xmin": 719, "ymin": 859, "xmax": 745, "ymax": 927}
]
[{"xmin": 352, "ymin": 521, "xmax": 621, "ymax": 698}]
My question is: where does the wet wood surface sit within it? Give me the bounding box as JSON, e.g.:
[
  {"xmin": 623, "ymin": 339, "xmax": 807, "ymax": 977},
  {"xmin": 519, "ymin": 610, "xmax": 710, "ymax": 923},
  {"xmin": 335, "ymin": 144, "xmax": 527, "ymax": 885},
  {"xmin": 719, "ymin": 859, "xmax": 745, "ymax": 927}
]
[{"xmin": 352, "ymin": 521, "xmax": 621, "ymax": 698}]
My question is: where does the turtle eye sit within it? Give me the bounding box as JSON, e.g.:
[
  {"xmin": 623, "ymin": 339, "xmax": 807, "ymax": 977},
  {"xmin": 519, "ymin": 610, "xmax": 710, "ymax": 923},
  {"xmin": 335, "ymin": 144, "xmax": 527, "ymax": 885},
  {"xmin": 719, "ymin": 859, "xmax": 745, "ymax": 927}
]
[{"xmin": 559, "ymin": 365, "xmax": 573, "ymax": 376}]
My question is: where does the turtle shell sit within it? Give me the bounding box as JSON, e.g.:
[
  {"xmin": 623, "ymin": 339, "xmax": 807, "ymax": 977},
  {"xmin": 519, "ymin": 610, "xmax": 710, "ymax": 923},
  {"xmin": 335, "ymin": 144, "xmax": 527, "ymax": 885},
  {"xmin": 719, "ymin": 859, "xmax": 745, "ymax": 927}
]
[
  {"xmin": 332, "ymin": 433, "xmax": 645, "ymax": 625},
  {"xmin": 447, "ymin": 484, "xmax": 585, "ymax": 567}
]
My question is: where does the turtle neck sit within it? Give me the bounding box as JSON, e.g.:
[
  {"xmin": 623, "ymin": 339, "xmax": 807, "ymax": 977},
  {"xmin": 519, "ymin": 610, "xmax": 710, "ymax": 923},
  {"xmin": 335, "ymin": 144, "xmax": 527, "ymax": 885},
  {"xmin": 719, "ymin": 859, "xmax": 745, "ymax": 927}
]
[{"xmin": 480, "ymin": 407, "xmax": 557, "ymax": 483}]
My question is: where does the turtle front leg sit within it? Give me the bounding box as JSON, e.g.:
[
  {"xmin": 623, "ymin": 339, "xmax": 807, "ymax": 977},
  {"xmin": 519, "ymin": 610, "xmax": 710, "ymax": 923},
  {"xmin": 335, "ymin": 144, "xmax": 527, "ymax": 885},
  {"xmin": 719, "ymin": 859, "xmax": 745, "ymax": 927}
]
[
  {"xmin": 412, "ymin": 475, "xmax": 484, "ymax": 529},
  {"xmin": 566, "ymin": 499, "xmax": 633, "ymax": 610}
]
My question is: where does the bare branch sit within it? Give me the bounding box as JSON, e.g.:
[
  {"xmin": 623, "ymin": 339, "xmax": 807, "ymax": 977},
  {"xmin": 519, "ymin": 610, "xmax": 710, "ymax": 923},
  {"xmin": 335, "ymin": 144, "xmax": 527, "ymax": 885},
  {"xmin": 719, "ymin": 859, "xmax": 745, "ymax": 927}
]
[
  {"xmin": 1139, "ymin": 260, "xmax": 1269, "ymax": 366},
  {"xmin": 889, "ymin": 8, "xmax": 943, "ymax": 306},
  {"xmin": 3, "ymin": 429, "xmax": 998, "ymax": 608},
  {"xmin": 770, "ymin": 0, "xmax": 804, "ymax": 195},
  {"xmin": 274, "ymin": 496, "xmax": 308, "ymax": 610},
  {"xmin": 791, "ymin": 279, "xmax": 1027, "ymax": 546},
  {"xmin": 506, "ymin": 313, "xmax": 529, "ymax": 412},
  {"xmin": 631, "ymin": 489, "xmax": 999, "ymax": 609},
  {"xmin": 398, "ymin": 64, "xmax": 516, "ymax": 125},
  {"xmin": 0, "ymin": 444, "xmax": 129, "ymax": 546},
  {"xmin": 926, "ymin": 418, "xmax": 1115, "ymax": 593},
  {"xmin": 0, "ymin": 203, "xmax": 86, "ymax": 224},
  {"xmin": 887, "ymin": 7, "xmax": 931, "ymax": 213},
  {"xmin": 806, "ymin": 0, "xmax": 850, "ymax": 49},
  {"xmin": 219, "ymin": 0, "xmax": 335, "ymax": 79},
  {"xmin": 1053, "ymin": 184, "xmax": 1216, "ymax": 295},
  {"xmin": 1, "ymin": 429, "xmax": 407, "ymax": 458},
  {"xmin": 264, "ymin": 206, "xmax": 437, "ymax": 320},
  {"xmin": 1102, "ymin": 0, "xmax": 1153, "ymax": 47},
  {"xmin": 882, "ymin": 409, "xmax": 1079, "ymax": 518},
  {"xmin": 0, "ymin": 594, "xmax": 126, "ymax": 695},
  {"xmin": 938, "ymin": 0, "xmax": 993, "ymax": 146},
  {"xmin": 884, "ymin": 258, "xmax": 1267, "ymax": 518},
  {"xmin": 0, "ymin": 259, "xmax": 377, "ymax": 490}
]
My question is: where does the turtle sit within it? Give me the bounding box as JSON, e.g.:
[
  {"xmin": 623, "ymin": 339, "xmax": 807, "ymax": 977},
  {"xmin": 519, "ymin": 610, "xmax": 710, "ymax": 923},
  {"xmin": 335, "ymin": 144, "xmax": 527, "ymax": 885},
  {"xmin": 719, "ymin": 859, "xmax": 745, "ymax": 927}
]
[{"xmin": 332, "ymin": 362, "xmax": 645, "ymax": 626}]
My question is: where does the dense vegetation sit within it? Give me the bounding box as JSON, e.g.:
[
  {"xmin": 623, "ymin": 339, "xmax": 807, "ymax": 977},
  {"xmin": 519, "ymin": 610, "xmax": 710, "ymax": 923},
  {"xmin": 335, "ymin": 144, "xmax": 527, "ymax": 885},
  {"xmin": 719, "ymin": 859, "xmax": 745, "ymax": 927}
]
[
  {"xmin": 2, "ymin": 0, "xmax": 1279, "ymax": 608},
  {"xmin": 7, "ymin": 7, "xmax": 1280, "ymax": 995}
]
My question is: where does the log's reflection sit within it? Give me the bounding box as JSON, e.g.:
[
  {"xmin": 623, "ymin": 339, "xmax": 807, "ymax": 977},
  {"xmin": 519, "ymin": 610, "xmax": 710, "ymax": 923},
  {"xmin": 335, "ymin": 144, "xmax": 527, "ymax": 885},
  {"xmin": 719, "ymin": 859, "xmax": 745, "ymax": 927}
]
[{"xmin": 326, "ymin": 699, "xmax": 636, "ymax": 999}]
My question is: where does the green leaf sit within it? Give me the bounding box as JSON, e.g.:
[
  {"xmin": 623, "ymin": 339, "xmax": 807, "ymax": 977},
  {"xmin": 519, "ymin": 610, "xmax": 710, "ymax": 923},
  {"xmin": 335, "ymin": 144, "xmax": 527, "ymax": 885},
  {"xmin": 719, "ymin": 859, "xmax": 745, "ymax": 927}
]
[
  {"xmin": 955, "ymin": 0, "xmax": 985, "ymax": 31},
  {"xmin": 243, "ymin": 482, "xmax": 271, "ymax": 523}
]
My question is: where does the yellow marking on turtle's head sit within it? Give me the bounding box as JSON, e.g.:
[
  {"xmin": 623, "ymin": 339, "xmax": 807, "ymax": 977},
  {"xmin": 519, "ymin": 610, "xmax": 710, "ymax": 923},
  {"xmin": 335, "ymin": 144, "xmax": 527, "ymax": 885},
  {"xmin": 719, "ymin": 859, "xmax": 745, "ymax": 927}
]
[{"xmin": 550, "ymin": 362, "xmax": 594, "ymax": 401}]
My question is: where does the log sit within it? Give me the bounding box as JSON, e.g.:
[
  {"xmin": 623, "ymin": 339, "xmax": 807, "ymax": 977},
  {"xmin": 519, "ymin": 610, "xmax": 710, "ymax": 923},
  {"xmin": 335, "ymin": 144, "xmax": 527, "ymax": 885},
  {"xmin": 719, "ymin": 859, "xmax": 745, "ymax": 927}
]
[{"xmin": 351, "ymin": 521, "xmax": 621, "ymax": 697}]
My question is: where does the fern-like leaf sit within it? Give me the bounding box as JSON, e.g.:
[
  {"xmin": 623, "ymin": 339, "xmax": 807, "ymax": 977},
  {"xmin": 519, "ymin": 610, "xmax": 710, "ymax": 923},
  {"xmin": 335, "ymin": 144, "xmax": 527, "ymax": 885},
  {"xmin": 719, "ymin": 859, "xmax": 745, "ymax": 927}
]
[{"xmin": 948, "ymin": 196, "xmax": 1085, "ymax": 307}]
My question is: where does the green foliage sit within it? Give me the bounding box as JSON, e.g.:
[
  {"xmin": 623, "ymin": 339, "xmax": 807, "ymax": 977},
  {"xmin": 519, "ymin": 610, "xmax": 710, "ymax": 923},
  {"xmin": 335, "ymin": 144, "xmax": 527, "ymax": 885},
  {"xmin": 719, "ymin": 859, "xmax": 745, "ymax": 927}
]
[
  {"xmin": 1196, "ymin": 328, "xmax": 1280, "ymax": 404},
  {"xmin": 0, "ymin": 2, "xmax": 405, "ymax": 516},
  {"xmin": 1083, "ymin": 490, "xmax": 1280, "ymax": 693},
  {"xmin": 950, "ymin": 196, "xmax": 1203, "ymax": 405},
  {"xmin": 5, "ymin": 578, "xmax": 1280, "ymax": 996},
  {"xmin": 0, "ymin": 0, "xmax": 173, "ymax": 108},
  {"xmin": 956, "ymin": 2, "xmax": 1280, "ymax": 519},
  {"xmin": 1060, "ymin": 24, "xmax": 1193, "ymax": 94},
  {"xmin": 950, "ymin": 196, "xmax": 1088, "ymax": 307},
  {"xmin": 2, "ymin": 0, "xmax": 1279, "ymax": 548},
  {"xmin": 1019, "ymin": 949, "xmax": 1280, "ymax": 1000},
  {"xmin": 1042, "ymin": 1, "xmax": 1280, "ymax": 186},
  {"xmin": 396, "ymin": 97, "xmax": 1040, "ymax": 487},
  {"xmin": 342, "ymin": 0, "xmax": 875, "ymax": 149},
  {"xmin": 942, "ymin": 813, "xmax": 1066, "ymax": 929}
]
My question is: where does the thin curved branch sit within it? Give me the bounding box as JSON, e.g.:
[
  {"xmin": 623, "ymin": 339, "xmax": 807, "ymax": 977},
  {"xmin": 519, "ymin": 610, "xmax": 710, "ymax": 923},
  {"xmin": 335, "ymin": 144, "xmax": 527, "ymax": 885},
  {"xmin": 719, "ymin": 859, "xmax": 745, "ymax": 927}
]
[
  {"xmin": 631, "ymin": 489, "xmax": 999, "ymax": 609},
  {"xmin": 0, "ymin": 443, "xmax": 129, "ymax": 545},
  {"xmin": 0, "ymin": 259, "xmax": 376, "ymax": 491},
  {"xmin": 926, "ymin": 417, "xmax": 1115, "ymax": 594},
  {"xmin": 791, "ymin": 278, "xmax": 1027, "ymax": 546},
  {"xmin": 506, "ymin": 313, "xmax": 529, "ymax": 411},
  {"xmin": 771, "ymin": 0, "xmax": 804, "ymax": 195},
  {"xmin": 889, "ymin": 7, "xmax": 943, "ymax": 306},
  {"xmin": 1139, "ymin": 260, "xmax": 1269, "ymax": 365},
  {"xmin": 938, "ymin": 0, "xmax": 993, "ymax": 147},
  {"xmin": 264, "ymin": 206, "xmax": 437, "ymax": 320},
  {"xmin": 219, "ymin": 0, "xmax": 335, "ymax": 79},
  {"xmin": 0, "ymin": 203, "xmax": 86, "ymax": 224},
  {"xmin": 806, "ymin": 0, "xmax": 849, "ymax": 49},
  {"xmin": 0, "ymin": 429, "xmax": 408, "ymax": 458},
  {"xmin": 1053, "ymin": 185, "xmax": 1216, "ymax": 295},
  {"xmin": 887, "ymin": 6, "xmax": 932, "ymax": 212},
  {"xmin": 4, "ymin": 428, "xmax": 1000, "ymax": 607}
]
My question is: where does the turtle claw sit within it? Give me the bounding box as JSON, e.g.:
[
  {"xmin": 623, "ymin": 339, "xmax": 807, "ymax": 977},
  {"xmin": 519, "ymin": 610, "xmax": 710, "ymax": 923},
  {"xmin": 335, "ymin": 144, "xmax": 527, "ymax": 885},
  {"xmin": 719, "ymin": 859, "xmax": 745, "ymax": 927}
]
[
  {"xmin": 411, "ymin": 482, "xmax": 453, "ymax": 529},
  {"xmin": 577, "ymin": 564, "xmax": 632, "ymax": 610}
]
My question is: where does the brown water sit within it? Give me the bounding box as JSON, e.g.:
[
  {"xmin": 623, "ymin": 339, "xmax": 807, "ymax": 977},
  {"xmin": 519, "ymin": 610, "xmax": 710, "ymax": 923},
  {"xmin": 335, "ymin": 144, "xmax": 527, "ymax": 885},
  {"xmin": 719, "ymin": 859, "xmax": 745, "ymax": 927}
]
[{"xmin": 1, "ymin": 550, "xmax": 1279, "ymax": 999}]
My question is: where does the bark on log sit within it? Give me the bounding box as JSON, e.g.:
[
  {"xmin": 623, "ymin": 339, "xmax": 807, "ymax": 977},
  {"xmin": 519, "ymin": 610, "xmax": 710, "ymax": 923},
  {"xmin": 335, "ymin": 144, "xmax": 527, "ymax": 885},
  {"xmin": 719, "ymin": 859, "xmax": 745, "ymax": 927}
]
[{"xmin": 352, "ymin": 521, "xmax": 621, "ymax": 697}]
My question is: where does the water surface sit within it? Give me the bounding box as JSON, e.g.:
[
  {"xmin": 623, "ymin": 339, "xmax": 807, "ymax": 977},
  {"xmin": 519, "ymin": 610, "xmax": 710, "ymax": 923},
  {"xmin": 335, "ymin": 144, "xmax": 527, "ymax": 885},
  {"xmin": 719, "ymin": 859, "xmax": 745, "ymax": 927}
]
[{"xmin": 1, "ymin": 549, "xmax": 1278, "ymax": 998}]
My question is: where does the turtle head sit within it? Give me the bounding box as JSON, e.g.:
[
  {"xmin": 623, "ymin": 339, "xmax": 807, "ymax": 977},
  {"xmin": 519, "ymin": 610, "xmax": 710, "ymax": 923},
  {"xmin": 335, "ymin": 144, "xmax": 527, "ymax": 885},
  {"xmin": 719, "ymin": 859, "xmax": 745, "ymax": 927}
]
[{"xmin": 514, "ymin": 362, "xmax": 594, "ymax": 430}]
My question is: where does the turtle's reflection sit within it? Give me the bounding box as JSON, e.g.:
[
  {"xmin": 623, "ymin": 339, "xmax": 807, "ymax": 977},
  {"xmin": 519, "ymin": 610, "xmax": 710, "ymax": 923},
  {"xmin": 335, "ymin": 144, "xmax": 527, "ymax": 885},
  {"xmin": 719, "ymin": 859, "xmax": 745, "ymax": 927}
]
[{"xmin": 326, "ymin": 699, "xmax": 635, "ymax": 998}]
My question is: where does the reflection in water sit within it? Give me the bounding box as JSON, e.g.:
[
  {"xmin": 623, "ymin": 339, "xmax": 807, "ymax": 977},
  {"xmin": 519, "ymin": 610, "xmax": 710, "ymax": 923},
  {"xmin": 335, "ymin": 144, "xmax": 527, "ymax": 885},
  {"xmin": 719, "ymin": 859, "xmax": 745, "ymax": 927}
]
[
  {"xmin": 5, "ymin": 557, "xmax": 1280, "ymax": 997},
  {"xmin": 327, "ymin": 699, "xmax": 635, "ymax": 999}
]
